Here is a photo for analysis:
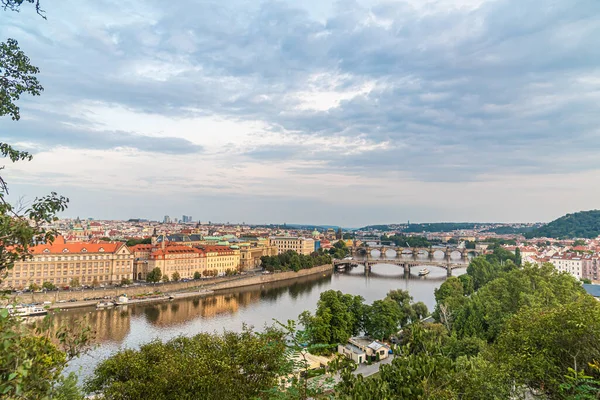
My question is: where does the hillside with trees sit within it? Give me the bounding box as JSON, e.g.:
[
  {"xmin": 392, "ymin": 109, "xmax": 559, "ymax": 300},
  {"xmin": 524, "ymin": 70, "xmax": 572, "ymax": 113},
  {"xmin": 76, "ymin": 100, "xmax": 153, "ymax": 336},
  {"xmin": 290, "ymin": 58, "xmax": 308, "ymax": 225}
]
[{"xmin": 525, "ymin": 210, "xmax": 600, "ymax": 239}]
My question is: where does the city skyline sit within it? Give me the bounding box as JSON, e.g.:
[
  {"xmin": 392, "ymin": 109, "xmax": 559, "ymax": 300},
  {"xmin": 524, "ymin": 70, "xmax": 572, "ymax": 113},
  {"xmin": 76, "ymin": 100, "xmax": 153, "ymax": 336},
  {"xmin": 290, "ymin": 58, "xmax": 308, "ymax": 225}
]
[{"xmin": 2, "ymin": 0, "xmax": 600, "ymax": 226}]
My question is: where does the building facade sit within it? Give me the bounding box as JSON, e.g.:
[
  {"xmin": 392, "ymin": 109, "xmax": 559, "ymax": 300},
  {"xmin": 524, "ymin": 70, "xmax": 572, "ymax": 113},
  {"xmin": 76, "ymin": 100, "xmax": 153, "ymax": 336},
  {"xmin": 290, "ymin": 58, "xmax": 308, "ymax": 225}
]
[
  {"xmin": 549, "ymin": 254, "xmax": 583, "ymax": 280},
  {"xmin": 239, "ymin": 245, "xmax": 278, "ymax": 270},
  {"xmin": 269, "ymin": 237, "xmax": 315, "ymax": 255},
  {"xmin": 199, "ymin": 245, "xmax": 240, "ymax": 275},
  {"xmin": 146, "ymin": 245, "xmax": 206, "ymax": 280},
  {"xmin": 2, "ymin": 237, "xmax": 134, "ymax": 289}
]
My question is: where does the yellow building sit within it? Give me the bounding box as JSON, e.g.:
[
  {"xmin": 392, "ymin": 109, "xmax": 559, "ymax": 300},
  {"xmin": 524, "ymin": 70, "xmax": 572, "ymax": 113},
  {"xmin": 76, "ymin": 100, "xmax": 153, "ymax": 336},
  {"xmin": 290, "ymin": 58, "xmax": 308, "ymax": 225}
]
[
  {"xmin": 145, "ymin": 245, "xmax": 206, "ymax": 280},
  {"xmin": 2, "ymin": 237, "xmax": 133, "ymax": 289},
  {"xmin": 269, "ymin": 237, "xmax": 315, "ymax": 255},
  {"xmin": 200, "ymin": 245, "xmax": 240, "ymax": 275},
  {"xmin": 239, "ymin": 244, "xmax": 279, "ymax": 270}
]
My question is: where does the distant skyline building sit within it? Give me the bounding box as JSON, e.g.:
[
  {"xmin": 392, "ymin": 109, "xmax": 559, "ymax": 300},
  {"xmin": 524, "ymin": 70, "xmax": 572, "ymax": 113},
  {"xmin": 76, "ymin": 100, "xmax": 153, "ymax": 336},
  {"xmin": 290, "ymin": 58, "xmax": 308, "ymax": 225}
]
[
  {"xmin": 163, "ymin": 215, "xmax": 171, "ymax": 224},
  {"xmin": 182, "ymin": 215, "xmax": 193, "ymax": 223}
]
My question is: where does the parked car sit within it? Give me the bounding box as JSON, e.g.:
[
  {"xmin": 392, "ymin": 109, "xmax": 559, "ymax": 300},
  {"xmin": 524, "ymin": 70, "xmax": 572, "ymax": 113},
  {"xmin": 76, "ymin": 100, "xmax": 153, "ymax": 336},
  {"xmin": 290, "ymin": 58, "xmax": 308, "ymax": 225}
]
[{"xmin": 68, "ymin": 299, "xmax": 77, "ymax": 302}]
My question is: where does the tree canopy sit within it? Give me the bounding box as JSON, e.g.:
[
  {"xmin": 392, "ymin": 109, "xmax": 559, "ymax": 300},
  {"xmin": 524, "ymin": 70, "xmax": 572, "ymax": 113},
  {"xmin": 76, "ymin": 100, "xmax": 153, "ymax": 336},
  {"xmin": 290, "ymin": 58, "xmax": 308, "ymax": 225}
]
[{"xmin": 525, "ymin": 210, "xmax": 600, "ymax": 239}]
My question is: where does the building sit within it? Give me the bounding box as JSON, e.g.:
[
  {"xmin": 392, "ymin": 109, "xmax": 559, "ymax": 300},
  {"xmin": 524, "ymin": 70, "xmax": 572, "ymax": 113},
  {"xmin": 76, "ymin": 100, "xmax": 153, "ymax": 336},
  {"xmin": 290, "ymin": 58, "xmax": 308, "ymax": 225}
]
[
  {"xmin": 239, "ymin": 244, "xmax": 278, "ymax": 270},
  {"xmin": 549, "ymin": 254, "xmax": 583, "ymax": 280},
  {"xmin": 146, "ymin": 245, "xmax": 206, "ymax": 280},
  {"xmin": 198, "ymin": 245, "xmax": 240, "ymax": 276},
  {"xmin": 338, "ymin": 337, "xmax": 390, "ymax": 364},
  {"xmin": 269, "ymin": 237, "xmax": 315, "ymax": 256},
  {"xmin": 2, "ymin": 237, "xmax": 134, "ymax": 289},
  {"xmin": 582, "ymin": 255, "xmax": 599, "ymax": 281},
  {"xmin": 182, "ymin": 215, "xmax": 193, "ymax": 223},
  {"xmin": 163, "ymin": 215, "xmax": 171, "ymax": 224}
]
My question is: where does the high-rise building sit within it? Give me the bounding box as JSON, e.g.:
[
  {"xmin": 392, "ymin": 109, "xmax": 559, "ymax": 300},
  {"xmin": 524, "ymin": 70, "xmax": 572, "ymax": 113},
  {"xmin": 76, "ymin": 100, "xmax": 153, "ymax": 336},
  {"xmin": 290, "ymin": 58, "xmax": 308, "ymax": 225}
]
[
  {"xmin": 182, "ymin": 215, "xmax": 193, "ymax": 223},
  {"xmin": 163, "ymin": 215, "xmax": 171, "ymax": 224}
]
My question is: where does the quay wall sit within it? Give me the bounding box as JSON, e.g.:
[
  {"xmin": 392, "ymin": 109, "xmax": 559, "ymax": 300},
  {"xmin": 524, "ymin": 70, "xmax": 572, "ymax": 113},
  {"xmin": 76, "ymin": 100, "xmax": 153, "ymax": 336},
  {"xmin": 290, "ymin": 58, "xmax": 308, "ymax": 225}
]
[{"xmin": 4, "ymin": 264, "xmax": 334, "ymax": 304}]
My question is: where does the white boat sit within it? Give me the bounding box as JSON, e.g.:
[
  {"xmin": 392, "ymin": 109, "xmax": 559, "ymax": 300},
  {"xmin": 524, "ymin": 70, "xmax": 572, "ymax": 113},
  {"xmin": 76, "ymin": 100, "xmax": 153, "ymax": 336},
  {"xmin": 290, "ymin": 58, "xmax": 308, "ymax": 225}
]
[
  {"xmin": 418, "ymin": 268, "xmax": 430, "ymax": 276},
  {"xmin": 9, "ymin": 305, "xmax": 48, "ymax": 317},
  {"xmin": 96, "ymin": 301, "xmax": 115, "ymax": 309},
  {"xmin": 115, "ymin": 295, "xmax": 129, "ymax": 305}
]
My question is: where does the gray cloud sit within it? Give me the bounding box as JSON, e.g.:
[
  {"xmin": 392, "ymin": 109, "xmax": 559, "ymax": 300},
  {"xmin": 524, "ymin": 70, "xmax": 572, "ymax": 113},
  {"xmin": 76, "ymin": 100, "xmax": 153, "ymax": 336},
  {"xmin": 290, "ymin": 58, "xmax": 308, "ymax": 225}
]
[
  {"xmin": 2, "ymin": 0, "xmax": 600, "ymax": 222},
  {"xmin": 0, "ymin": 117, "xmax": 203, "ymax": 154}
]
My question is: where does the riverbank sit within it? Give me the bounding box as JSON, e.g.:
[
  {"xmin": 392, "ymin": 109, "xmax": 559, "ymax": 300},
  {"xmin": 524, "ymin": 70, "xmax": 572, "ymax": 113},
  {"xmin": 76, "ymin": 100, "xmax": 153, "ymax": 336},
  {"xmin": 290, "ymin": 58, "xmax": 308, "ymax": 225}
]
[{"xmin": 6, "ymin": 264, "xmax": 334, "ymax": 309}]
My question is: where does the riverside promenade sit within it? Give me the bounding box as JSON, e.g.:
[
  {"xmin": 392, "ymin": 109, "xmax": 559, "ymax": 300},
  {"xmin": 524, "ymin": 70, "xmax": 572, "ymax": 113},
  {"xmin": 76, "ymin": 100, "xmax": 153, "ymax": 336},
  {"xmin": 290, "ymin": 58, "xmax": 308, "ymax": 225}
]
[{"xmin": 4, "ymin": 264, "xmax": 334, "ymax": 309}]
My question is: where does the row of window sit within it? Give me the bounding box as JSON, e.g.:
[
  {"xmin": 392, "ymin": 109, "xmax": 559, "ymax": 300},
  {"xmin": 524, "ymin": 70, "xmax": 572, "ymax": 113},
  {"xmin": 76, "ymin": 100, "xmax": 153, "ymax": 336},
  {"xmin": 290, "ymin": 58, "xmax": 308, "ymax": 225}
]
[
  {"xmin": 32, "ymin": 254, "xmax": 132, "ymax": 262},
  {"xmin": 4, "ymin": 274, "xmax": 132, "ymax": 287}
]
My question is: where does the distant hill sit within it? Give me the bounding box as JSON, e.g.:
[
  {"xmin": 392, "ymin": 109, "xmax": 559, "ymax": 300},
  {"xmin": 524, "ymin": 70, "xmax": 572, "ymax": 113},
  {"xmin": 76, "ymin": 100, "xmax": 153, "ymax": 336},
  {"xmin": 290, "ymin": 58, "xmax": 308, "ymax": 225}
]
[
  {"xmin": 359, "ymin": 223, "xmax": 480, "ymax": 232},
  {"xmin": 525, "ymin": 210, "xmax": 600, "ymax": 239}
]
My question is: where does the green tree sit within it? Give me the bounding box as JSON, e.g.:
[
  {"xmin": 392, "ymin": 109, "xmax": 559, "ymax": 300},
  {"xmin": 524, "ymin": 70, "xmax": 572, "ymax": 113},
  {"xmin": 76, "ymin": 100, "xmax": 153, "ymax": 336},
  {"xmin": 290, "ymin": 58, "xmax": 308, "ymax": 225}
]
[
  {"xmin": 85, "ymin": 326, "xmax": 288, "ymax": 400},
  {"xmin": 492, "ymin": 295, "xmax": 600, "ymax": 397},
  {"xmin": 146, "ymin": 267, "xmax": 162, "ymax": 283},
  {"xmin": 193, "ymin": 271, "xmax": 201, "ymax": 280},
  {"xmin": 162, "ymin": 275, "xmax": 169, "ymax": 283},
  {"xmin": 42, "ymin": 281, "xmax": 56, "ymax": 291},
  {"xmin": 363, "ymin": 299, "xmax": 402, "ymax": 340},
  {"xmin": 171, "ymin": 271, "xmax": 181, "ymax": 282},
  {"xmin": 69, "ymin": 277, "xmax": 80, "ymax": 288},
  {"xmin": 120, "ymin": 278, "xmax": 131, "ymax": 285},
  {"xmin": 514, "ymin": 247, "xmax": 522, "ymax": 266},
  {"xmin": 28, "ymin": 282, "xmax": 40, "ymax": 291}
]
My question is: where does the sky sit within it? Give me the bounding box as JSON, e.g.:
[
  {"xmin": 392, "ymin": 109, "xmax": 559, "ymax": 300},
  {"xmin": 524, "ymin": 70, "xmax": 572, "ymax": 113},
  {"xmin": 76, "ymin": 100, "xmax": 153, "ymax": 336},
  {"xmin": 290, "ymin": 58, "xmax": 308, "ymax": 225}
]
[{"xmin": 1, "ymin": 0, "xmax": 600, "ymax": 227}]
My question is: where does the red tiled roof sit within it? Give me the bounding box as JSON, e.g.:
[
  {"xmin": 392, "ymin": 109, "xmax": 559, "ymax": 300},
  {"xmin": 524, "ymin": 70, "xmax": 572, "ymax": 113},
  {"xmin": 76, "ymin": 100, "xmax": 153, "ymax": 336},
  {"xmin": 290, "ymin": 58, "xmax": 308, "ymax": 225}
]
[{"xmin": 29, "ymin": 240, "xmax": 125, "ymax": 255}]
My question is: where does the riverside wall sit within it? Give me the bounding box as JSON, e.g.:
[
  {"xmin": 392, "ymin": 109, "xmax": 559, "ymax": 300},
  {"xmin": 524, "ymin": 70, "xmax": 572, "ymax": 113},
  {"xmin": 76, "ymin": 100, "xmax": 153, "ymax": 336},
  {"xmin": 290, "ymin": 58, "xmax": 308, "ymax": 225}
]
[{"xmin": 5, "ymin": 264, "xmax": 334, "ymax": 304}]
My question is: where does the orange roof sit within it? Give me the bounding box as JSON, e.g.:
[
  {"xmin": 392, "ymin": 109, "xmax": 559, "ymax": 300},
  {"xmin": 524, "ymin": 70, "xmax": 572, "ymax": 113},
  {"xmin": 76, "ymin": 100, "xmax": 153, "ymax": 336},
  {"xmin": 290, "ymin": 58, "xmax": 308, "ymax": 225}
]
[
  {"xmin": 29, "ymin": 240, "xmax": 125, "ymax": 255},
  {"xmin": 129, "ymin": 244, "xmax": 154, "ymax": 252},
  {"xmin": 150, "ymin": 245, "xmax": 204, "ymax": 259},
  {"xmin": 199, "ymin": 245, "xmax": 234, "ymax": 254}
]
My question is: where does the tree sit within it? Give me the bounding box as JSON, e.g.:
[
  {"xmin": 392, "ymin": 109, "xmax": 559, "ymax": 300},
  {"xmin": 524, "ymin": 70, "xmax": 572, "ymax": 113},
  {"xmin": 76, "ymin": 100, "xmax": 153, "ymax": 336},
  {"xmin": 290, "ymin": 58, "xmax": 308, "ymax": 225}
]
[
  {"xmin": 146, "ymin": 267, "xmax": 162, "ymax": 283},
  {"xmin": 69, "ymin": 277, "xmax": 80, "ymax": 288},
  {"xmin": 85, "ymin": 326, "xmax": 288, "ymax": 400},
  {"xmin": 42, "ymin": 281, "xmax": 56, "ymax": 291},
  {"xmin": 171, "ymin": 271, "xmax": 180, "ymax": 282},
  {"xmin": 120, "ymin": 278, "xmax": 131, "ymax": 285},
  {"xmin": 514, "ymin": 247, "xmax": 522, "ymax": 266},
  {"xmin": 364, "ymin": 299, "xmax": 402, "ymax": 340},
  {"xmin": 28, "ymin": 282, "xmax": 40, "ymax": 291},
  {"xmin": 193, "ymin": 271, "xmax": 201, "ymax": 280},
  {"xmin": 492, "ymin": 295, "xmax": 600, "ymax": 398},
  {"xmin": 0, "ymin": 309, "xmax": 93, "ymax": 399},
  {"xmin": 91, "ymin": 278, "xmax": 99, "ymax": 288},
  {"xmin": 162, "ymin": 275, "xmax": 169, "ymax": 283}
]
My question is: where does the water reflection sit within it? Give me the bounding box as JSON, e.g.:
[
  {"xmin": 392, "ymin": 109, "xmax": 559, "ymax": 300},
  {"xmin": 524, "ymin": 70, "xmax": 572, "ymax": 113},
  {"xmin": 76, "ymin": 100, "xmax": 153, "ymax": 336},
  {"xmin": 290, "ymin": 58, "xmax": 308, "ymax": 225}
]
[{"xmin": 61, "ymin": 264, "xmax": 463, "ymax": 379}]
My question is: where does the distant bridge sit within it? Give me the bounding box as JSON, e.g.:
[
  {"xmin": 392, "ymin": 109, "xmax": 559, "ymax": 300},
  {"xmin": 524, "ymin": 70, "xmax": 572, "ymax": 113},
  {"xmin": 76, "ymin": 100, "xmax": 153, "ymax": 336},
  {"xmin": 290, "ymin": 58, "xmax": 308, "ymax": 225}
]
[
  {"xmin": 334, "ymin": 255, "xmax": 468, "ymax": 277},
  {"xmin": 350, "ymin": 245, "xmax": 481, "ymax": 259}
]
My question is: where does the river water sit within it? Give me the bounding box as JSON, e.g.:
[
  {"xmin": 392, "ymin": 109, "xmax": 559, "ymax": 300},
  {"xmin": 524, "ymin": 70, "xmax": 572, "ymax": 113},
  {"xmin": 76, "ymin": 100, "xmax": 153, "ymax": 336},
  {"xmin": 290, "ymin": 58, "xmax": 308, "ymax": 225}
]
[{"xmin": 55, "ymin": 260, "xmax": 466, "ymax": 380}]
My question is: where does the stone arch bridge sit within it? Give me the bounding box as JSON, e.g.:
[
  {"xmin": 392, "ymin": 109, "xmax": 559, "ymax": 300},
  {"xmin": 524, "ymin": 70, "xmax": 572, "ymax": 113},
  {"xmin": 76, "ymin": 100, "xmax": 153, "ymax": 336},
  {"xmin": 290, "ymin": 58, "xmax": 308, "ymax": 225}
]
[
  {"xmin": 350, "ymin": 245, "xmax": 481, "ymax": 259},
  {"xmin": 333, "ymin": 257, "xmax": 466, "ymax": 277}
]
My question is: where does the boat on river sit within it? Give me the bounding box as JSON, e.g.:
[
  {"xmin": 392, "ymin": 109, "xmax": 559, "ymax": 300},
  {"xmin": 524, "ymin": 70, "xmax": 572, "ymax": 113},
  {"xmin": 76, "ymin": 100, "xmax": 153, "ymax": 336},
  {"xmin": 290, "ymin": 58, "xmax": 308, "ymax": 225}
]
[
  {"xmin": 96, "ymin": 301, "xmax": 115, "ymax": 309},
  {"xmin": 115, "ymin": 295, "xmax": 129, "ymax": 305},
  {"xmin": 8, "ymin": 305, "xmax": 48, "ymax": 317},
  {"xmin": 418, "ymin": 268, "xmax": 430, "ymax": 276}
]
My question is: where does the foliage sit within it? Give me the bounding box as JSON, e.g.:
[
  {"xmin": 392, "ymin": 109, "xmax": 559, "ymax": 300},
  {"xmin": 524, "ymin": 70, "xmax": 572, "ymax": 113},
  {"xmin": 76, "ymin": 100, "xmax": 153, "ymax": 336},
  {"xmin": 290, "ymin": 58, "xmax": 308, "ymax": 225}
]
[
  {"xmin": 193, "ymin": 271, "xmax": 201, "ymax": 280},
  {"xmin": 492, "ymin": 295, "xmax": 600, "ymax": 397},
  {"xmin": 299, "ymin": 290, "xmax": 365, "ymax": 354},
  {"xmin": 381, "ymin": 234, "xmax": 431, "ymax": 247},
  {"xmin": 146, "ymin": 267, "xmax": 162, "ymax": 283},
  {"xmin": 125, "ymin": 238, "xmax": 152, "ymax": 247},
  {"xmin": 573, "ymin": 239, "xmax": 586, "ymax": 247},
  {"xmin": 171, "ymin": 271, "xmax": 180, "ymax": 282},
  {"xmin": 261, "ymin": 250, "xmax": 331, "ymax": 273},
  {"xmin": 161, "ymin": 275, "xmax": 169, "ymax": 283},
  {"xmin": 69, "ymin": 277, "xmax": 80, "ymax": 288},
  {"xmin": 329, "ymin": 240, "xmax": 349, "ymax": 259},
  {"xmin": 42, "ymin": 281, "xmax": 56, "ymax": 290},
  {"xmin": 85, "ymin": 326, "xmax": 288, "ymax": 400},
  {"xmin": 0, "ymin": 309, "xmax": 93, "ymax": 399},
  {"xmin": 526, "ymin": 210, "xmax": 600, "ymax": 239},
  {"xmin": 120, "ymin": 278, "xmax": 131, "ymax": 286}
]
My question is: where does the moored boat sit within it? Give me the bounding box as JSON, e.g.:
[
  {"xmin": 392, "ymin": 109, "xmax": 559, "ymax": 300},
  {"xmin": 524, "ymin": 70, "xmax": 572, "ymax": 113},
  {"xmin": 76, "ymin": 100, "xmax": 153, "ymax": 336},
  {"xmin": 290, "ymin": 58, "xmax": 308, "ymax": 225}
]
[
  {"xmin": 418, "ymin": 268, "xmax": 430, "ymax": 276},
  {"xmin": 8, "ymin": 305, "xmax": 48, "ymax": 317},
  {"xmin": 96, "ymin": 301, "xmax": 115, "ymax": 309},
  {"xmin": 115, "ymin": 294, "xmax": 129, "ymax": 305}
]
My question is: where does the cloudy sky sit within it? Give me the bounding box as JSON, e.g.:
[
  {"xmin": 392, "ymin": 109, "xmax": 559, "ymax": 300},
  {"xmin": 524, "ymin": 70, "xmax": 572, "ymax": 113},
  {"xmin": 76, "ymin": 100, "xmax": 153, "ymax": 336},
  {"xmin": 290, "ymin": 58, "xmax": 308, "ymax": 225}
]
[{"xmin": 1, "ymin": 0, "xmax": 600, "ymax": 226}]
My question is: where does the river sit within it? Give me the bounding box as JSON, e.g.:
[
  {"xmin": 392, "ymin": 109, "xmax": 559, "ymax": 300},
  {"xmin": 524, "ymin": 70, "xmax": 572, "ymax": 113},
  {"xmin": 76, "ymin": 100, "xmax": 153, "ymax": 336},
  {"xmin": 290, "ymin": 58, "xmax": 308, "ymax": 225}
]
[{"xmin": 55, "ymin": 262, "xmax": 466, "ymax": 380}]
